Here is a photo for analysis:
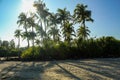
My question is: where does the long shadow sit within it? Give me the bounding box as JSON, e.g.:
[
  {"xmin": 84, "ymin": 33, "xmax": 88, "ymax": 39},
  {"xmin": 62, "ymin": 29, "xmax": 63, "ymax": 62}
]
[
  {"xmin": 0, "ymin": 60, "xmax": 60, "ymax": 80},
  {"xmin": 64, "ymin": 61, "xmax": 120, "ymax": 79},
  {"xmin": 54, "ymin": 61, "xmax": 81, "ymax": 80},
  {"xmin": 0, "ymin": 63, "xmax": 21, "ymax": 80},
  {"xmin": 94, "ymin": 59, "xmax": 120, "ymax": 69}
]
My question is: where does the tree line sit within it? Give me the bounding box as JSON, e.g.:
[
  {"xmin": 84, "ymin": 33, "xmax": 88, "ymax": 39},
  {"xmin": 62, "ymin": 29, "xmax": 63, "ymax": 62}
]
[{"xmin": 15, "ymin": 0, "xmax": 93, "ymax": 48}]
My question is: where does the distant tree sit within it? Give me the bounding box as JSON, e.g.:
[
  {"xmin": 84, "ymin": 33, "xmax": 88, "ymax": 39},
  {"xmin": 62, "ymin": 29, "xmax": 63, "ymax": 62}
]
[
  {"xmin": 9, "ymin": 39, "xmax": 15, "ymax": 49},
  {"xmin": 2, "ymin": 40, "xmax": 9, "ymax": 49},
  {"xmin": 0, "ymin": 39, "xmax": 2, "ymax": 47}
]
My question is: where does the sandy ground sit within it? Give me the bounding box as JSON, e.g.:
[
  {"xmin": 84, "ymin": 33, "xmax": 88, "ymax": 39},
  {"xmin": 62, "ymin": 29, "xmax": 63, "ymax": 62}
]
[{"xmin": 0, "ymin": 58, "xmax": 120, "ymax": 80}]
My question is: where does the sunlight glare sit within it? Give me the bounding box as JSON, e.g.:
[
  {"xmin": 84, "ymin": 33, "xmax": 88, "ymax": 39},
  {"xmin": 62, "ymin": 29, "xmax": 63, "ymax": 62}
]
[{"xmin": 21, "ymin": 0, "xmax": 36, "ymax": 13}]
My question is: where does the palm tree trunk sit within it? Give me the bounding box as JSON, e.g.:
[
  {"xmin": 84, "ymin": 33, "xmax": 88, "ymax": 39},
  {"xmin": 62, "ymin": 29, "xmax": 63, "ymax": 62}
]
[
  {"xmin": 25, "ymin": 25, "xmax": 30, "ymax": 48},
  {"xmin": 83, "ymin": 20, "xmax": 86, "ymax": 40},
  {"xmin": 18, "ymin": 36, "xmax": 20, "ymax": 59},
  {"xmin": 18, "ymin": 36, "xmax": 20, "ymax": 48},
  {"xmin": 32, "ymin": 27, "xmax": 34, "ymax": 47}
]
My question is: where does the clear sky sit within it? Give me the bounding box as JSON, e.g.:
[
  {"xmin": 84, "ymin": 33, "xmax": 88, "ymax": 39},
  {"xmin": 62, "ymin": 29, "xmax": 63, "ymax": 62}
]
[{"xmin": 0, "ymin": 0, "xmax": 120, "ymax": 46}]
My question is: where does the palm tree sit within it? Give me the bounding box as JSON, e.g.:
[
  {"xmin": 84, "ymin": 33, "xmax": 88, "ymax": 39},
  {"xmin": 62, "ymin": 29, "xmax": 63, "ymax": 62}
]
[
  {"xmin": 48, "ymin": 13, "xmax": 59, "ymax": 27},
  {"xmin": 63, "ymin": 21, "xmax": 75, "ymax": 44},
  {"xmin": 14, "ymin": 29, "xmax": 22, "ymax": 48},
  {"xmin": 74, "ymin": 4, "xmax": 93, "ymax": 39},
  {"xmin": 36, "ymin": 24, "xmax": 46, "ymax": 41},
  {"xmin": 57, "ymin": 8, "xmax": 71, "ymax": 41},
  {"xmin": 57, "ymin": 8, "xmax": 71, "ymax": 24},
  {"xmin": 27, "ymin": 16, "xmax": 36, "ymax": 47},
  {"xmin": 48, "ymin": 13, "xmax": 61, "ymax": 42},
  {"xmin": 48, "ymin": 27, "xmax": 60, "ymax": 42},
  {"xmin": 77, "ymin": 26, "xmax": 90, "ymax": 40},
  {"xmin": 17, "ymin": 12, "xmax": 30, "ymax": 48},
  {"xmin": 34, "ymin": 0, "xmax": 51, "ymax": 39}
]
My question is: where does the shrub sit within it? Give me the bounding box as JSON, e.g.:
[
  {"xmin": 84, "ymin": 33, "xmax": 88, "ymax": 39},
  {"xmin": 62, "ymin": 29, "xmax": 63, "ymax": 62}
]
[{"xmin": 21, "ymin": 47, "xmax": 33, "ymax": 60}]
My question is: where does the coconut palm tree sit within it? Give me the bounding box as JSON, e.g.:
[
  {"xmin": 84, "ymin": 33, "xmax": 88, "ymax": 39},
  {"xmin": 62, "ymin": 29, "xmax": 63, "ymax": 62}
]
[
  {"xmin": 47, "ymin": 13, "xmax": 60, "ymax": 42},
  {"xmin": 27, "ymin": 16, "xmax": 36, "ymax": 47},
  {"xmin": 17, "ymin": 12, "xmax": 30, "ymax": 48},
  {"xmin": 48, "ymin": 27, "xmax": 60, "ymax": 42},
  {"xmin": 57, "ymin": 8, "xmax": 71, "ymax": 24},
  {"xmin": 14, "ymin": 29, "xmax": 22, "ymax": 48},
  {"xmin": 77, "ymin": 26, "xmax": 90, "ymax": 40},
  {"xmin": 74, "ymin": 4, "xmax": 93, "ymax": 39},
  {"xmin": 34, "ymin": 0, "xmax": 51, "ymax": 39},
  {"xmin": 63, "ymin": 21, "xmax": 75, "ymax": 44},
  {"xmin": 74, "ymin": 4, "xmax": 93, "ymax": 26},
  {"xmin": 57, "ymin": 8, "xmax": 71, "ymax": 41},
  {"xmin": 48, "ymin": 13, "xmax": 59, "ymax": 27},
  {"xmin": 36, "ymin": 24, "xmax": 46, "ymax": 41}
]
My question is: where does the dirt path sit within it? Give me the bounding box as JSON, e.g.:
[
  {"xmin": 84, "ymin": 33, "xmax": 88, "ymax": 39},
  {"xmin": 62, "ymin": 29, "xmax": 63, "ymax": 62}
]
[{"xmin": 0, "ymin": 58, "xmax": 120, "ymax": 80}]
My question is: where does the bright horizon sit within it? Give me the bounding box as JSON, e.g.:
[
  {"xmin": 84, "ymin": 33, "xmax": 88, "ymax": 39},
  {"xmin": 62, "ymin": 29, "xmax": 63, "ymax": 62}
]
[{"xmin": 0, "ymin": 0, "xmax": 120, "ymax": 47}]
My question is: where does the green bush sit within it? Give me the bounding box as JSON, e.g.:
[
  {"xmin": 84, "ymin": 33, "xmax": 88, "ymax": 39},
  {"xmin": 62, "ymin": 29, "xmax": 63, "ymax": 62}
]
[{"xmin": 21, "ymin": 47, "xmax": 33, "ymax": 59}]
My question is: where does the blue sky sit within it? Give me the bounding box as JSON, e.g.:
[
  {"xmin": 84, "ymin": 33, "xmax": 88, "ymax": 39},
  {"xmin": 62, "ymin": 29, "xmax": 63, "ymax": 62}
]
[{"xmin": 0, "ymin": 0, "xmax": 120, "ymax": 46}]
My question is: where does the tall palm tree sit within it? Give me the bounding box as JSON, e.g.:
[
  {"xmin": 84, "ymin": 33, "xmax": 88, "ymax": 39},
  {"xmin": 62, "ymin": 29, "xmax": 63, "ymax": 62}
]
[
  {"xmin": 14, "ymin": 29, "xmax": 22, "ymax": 48},
  {"xmin": 57, "ymin": 8, "xmax": 71, "ymax": 24},
  {"xmin": 34, "ymin": 0, "xmax": 51, "ymax": 39},
  {"xmin": 27, "ymin": 16, "xmax": 36, "ymax": 47},
  {"xmin": 57, "ymin": 8, "xmax": 71, "ymax": 41},
  {"xmin": 77, "ymin": 26, "xmax": 90, "ymax": 40},
  {"xmin": 48, "ymin": 13, "xmax": 60, "ymax": 42},
  {"xmin": 74, "ymin": 4, "xmax": 93, "ymax": 39},
  {"xmin": 63, "ymin": 21, "xmax": 75, "ymax": 44},
  {"xmin": 17, "ymin": 12, "xmax": 30, "ymax": 48}
]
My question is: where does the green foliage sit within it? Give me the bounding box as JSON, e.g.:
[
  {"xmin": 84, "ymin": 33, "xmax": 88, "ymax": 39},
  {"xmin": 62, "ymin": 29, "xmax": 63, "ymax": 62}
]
[
  {"xmin": 21, "ymin": 47, "xmax": 33, "ymax": 59},
  {"xmin": 0, "ymin": 47, "xmax": 20, "ymax": 57}
]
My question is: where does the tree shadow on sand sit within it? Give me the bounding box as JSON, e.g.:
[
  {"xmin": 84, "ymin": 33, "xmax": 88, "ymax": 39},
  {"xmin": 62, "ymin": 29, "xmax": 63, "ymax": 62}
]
[
  {"xmin": 0, "ymin": 59, "xmax": 120, "ymax": 80},
  {"xmin": 0, "ymin": 61, "xmax": 56, "ymax": 80},
  {"xmin": 54, "ymin": 61, "xmax": 81, "ymax": 80},
  {"xmin": 63, "ymin": 59, "xmax": 120, "ymax": 80}
]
